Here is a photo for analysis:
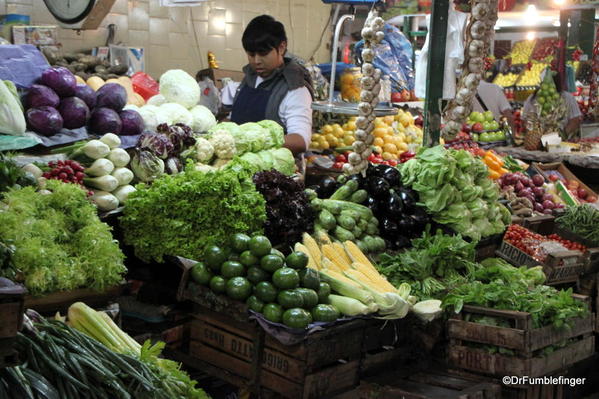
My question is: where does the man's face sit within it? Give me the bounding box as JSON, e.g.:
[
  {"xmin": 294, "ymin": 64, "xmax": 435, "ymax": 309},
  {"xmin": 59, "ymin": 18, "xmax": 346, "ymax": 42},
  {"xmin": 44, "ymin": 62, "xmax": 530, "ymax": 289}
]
[{"xmin": 246, "ymin": 42, "xmax": 286, "ymax": 78}]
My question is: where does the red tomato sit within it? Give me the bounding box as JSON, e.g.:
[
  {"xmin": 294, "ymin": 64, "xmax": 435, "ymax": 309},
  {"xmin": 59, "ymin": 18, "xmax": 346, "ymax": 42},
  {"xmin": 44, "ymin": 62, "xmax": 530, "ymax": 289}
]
[
  {"xmin": 368, "ymin": 153, "xmax": 377, "ymax": 162},
  {"xmin": 388, "ymin": 159, "xmax": 398, "ymax": 166},
  {"xmin": 335, "ymin": 154, "xmax": 347, "ymax": 163},
  {"xmin": 332, "ymin": 162, "xmax": 345, "ymax": 169}
]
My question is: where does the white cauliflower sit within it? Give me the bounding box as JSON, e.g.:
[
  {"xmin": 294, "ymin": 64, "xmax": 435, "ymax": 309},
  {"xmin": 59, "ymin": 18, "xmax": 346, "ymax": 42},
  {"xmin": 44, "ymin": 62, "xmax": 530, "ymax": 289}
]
[
  {"xmin": 159, "ymin": 69, "xmax": 200, "ymax": 109},
  {"xmin": 156, "ymin": 103, "xmax": 193, "ymax": 126},
  {"xmin": 209, "ymin": 129, "xmax": 236, "ymax": 159},
  {"xmin": 189, "ymin": 105, "xmax": 217, "ymax": 133},
  {"xmin": 194, "ymin": 163, "xmax": 215, "ymax": 173},
  {"xmin": 147, "ymin": 94, "xmax": 167, "ymax": 106},
  {"xmin": 138, "ymin": 105, "xmax": 159, "ymax": 131},
  {"xmin": 194, "ymin": 137, "xmax": 214, "ymax": 162}
]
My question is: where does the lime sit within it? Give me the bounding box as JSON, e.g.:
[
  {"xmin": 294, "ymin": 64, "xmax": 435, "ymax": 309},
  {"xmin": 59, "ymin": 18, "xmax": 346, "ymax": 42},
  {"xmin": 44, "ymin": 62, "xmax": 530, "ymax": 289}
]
[
  {"xmin": 246, "ymin": 295, "xmax": 265, "ymax": 313},
  {"xmin": 226, "ymin": 277, "xmax": 252, "ymax": 301},
  {"xmin": 298, "ymin": 268, "xmax": 320, "ymax": 290},
  {"xmin": 240, "ymin": 250, "xmax": 259, "ymax": 267},
  {"xmin": 270, "ymin": 248, "xmax": 285, "ymax": 259},
  {"xmin": 205, "ymin": 246, "xmax": 227, "ymax": 272},
  {"xmin": 209, "ymin": 275, "xmax": 227, "ymax": 293},
  {"xmin": 221, "ymin": 261, "xmax": 246, "ymax": 278},
  {"xmin": 296, "ymin": 288, "xmax": 319, "ymax": 309},
  {"xmin": 282, "ymin": 308, "xmax": 312, "ymax": 329},
  {"xmin": 247, "ymin": 267, "xmax": 270, "ymax": 284},
  {"xmin": 254, "ymin": 281, "xmax": 278, "ymax": 303},
  {"xmin": 190, "ymin": 262, "xmax": 212, "ymax": 286},
  {"xmin": 260, "ymin": 254, "xmax": 284, "ymax": 273},
  {"xmin": 263, "ymin": 303, "xmax": 283, "ymax": 323},
  {"xmin": 230, "ymin": 233, "xmax": 251, "ymax": 253},
  {"xmin": 277, "ymin": 289, "xmax": 304, "ymax": 309},
  {"xmin": 285, "ymin": 251, "xmax": 309, "ymax": 270},
  {"xmin": 317, "ymin": 282, "xmax": 331, "ymax": 303},
  {"xmin": 272, "ymin": 268, "xmax": 300, "ymax": 290},
  {"xmin": 249, "ymin": 235, "xmax": 272, "ymax": 257},
  {"xmin": 311, "ymin": 304, "xmax": 340, "ymax": 322}
]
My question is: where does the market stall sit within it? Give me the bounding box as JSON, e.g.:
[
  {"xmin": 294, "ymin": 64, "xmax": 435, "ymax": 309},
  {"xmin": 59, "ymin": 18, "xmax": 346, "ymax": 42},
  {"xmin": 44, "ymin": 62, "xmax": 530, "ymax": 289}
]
[{"xmin": 1, "ymin": 0, "xmax": 599, "ymax": 398}]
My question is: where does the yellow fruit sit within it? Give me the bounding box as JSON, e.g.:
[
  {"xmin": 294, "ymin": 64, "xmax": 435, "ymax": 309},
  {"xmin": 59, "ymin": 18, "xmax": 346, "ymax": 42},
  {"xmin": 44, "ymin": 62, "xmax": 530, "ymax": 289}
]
[
  {"xmin": 399, "ymin": 114, "xmax": 412, "ymax": 127},
  {"xmin": 320, "ymin": 140, "xmax": 330, "ymax": 150},
  {"xmin": 383, "ymin": 115, "xmax": 394, "ymax": 125},
  {"xmin": 325, "ymin": 133, "xmax": 336, "ymax": 143},
  {"xmin": 333, "ymin": 127, "xmax": 345, "ymax": 138},
  {"xmin": 374, "ymin": 118, "xmax": 386, "ymax": 127},
  {"xmin": 321, "ymin": 125, "xmax": 333, "ymax": 134},
  {"xmin": 343, "ymin": 136, "xmax": 354, "ymax": 146},
  {"xmin": 382, "ymin": 152, "xmax": 395, "ymax": 160},
  {"xmin": 373, "ymin": 127, "xmax": 387, "ymax": 138},
  {"xmin": 373, "ymin": 146, "xmax": 382, "ymax": 154},
  {"xmin": 396, "ymin": 132, "xmax": 406, "ymax": 142},
  {"xmin": 397, "ymin": 142, "xmax": 408, "ymax": 152},
  {"xmin": 373, "ymin": 137, "xmax": 384, "ymax": 147},
  {"xmin": 310, "ymin": 141, "xmax": 319, "ymax": 149},
  {"xmin": 383, "ymin": 143, "xmax": 398, "ymax": 153},
  {"xmin": 347, "ymin": 121, "xmax": 357, "ymax": 131}
]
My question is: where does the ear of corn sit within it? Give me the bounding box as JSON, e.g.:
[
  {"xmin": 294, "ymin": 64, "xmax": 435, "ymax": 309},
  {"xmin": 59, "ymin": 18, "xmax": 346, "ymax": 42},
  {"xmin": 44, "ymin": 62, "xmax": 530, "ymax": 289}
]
[
  {"xmin": 319, "ymin": 269, "xmax": 375, "ymax": 305},
  {"xmin": 302, "ymin": 233, "xmax": 322, "ymax": 269},
  {"xmin": 315, "ymin": 230, "xmax": 333, "ymax": 245},
  {"xmin": 351, "ymin": 262, "xmax": 397, "ymax": 293},
  {"xmin": 294, "ymin": 243, "xmax": 318, "ymax": 270},
  {"xmin": 322, "ymin": 244, "xmax": 350, "ymax": 271},
  {"xmin": 321, "ymin": 257, "xmax": 344, "ymax": 273},
  {"xmin": 332, "ymin": 242, "xmax": 352, "ymax": 264},
  {"xmin": 343, "ymin": 241, "xmax": 377, "ymax": 272}
]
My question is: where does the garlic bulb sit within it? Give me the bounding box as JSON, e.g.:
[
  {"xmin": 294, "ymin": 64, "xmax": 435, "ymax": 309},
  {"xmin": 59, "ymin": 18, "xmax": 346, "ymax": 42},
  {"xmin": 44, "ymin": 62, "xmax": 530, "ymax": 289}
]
[
  {"xmin": 342, "ymin": 163, "xmax": 354, "ymax": 174},
  {"xmin": 361, "ymin": 76, "xmax": 375, "ymax": 90},
  {"xmin": 362, "ymin": 63, "xmax": 375, "ymax": 77},
  {"xmin": 358, "ymin": 102, "xmax": 373, "ymax": 115},
  {"xmin": 362, "ymin": 147, "xmax": 373, "ymax": 159},
  {"xmin": 352, "ymin": 140, "xmax": 367, "ymax": 153},
  {"xmin": 452, "ymin": 106, "xmax": 468, "ymax": 119},
  {"xmin": 375, "ymin": 31, "xmax": 385, "ymax": 43},
  {"xmin": 365, "ymin": 124, "xmax": 374, "ymax": 134},
  {"xmin": 468, "ymin": 40, "xmax": 485, "ymax": 58},
  {"xmin": 356, "ymin": 116, "xmax": 369, "ymax": 129},
  {"xmin": 365, "ymin": 134, "xmax": 374, "ymax": 145},
  {"xmin": 373, "ymin": 69, "xmax": 382, "ymax": 81},
  {"xmin": 355, "ymin": 129, "xmax": 368, "ymax": 141},
  {"xmin": 360, "ymin": 90, "xmax": 374, "ymax": 103},
  {"xmin": 361, "ymin": 27, "xmax": 374, "ymax": 40},
  {"xmin": 348, "ymin": 152, "xmax": 362, "ymax": 165},
  {"xmin": 468, "ymin": 57, "xmax": 484, "ymax": 74},
  {"xmin": 472, "ymin": 3, "xmax": 490, "ymax": 20},
  {"xmin": 470, "ymin": 21, "xmax": 486, "ymax": 40},
  {"xmin": 362, "ymin": 49, "xmax": 374, "ymax": 63},
  {"xmin": 373, "ymin": 17, "xmax": 385, "ymax": 29},
  {"xmin": 464, "ymin": 73, "xmax": 480, "ymax": 90}
]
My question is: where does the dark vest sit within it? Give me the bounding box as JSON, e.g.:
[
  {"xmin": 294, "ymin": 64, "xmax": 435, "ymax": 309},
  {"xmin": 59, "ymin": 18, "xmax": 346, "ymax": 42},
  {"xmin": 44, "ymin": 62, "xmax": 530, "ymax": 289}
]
[{"xmin": 231, "ymin": 58, "xmax": 314, "ymax": 131}]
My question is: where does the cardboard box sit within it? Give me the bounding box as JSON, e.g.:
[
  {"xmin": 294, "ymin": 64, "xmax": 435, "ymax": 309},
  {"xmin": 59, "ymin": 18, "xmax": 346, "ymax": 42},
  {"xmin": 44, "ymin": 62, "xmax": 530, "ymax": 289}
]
[
  {"xmin": 0, "ymin": 14, "xmax": 30, "ymax": 42},
  {"xmin": 12, "ymin": 25, "xmax": 58, "ymax": 46}
]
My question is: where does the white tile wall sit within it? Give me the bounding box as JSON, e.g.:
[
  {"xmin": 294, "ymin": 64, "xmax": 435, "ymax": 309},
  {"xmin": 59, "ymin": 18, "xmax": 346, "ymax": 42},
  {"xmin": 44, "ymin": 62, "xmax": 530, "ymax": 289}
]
[{"xmin": 6, "ymin": 0, "xmax": 333, "ymax": 78}]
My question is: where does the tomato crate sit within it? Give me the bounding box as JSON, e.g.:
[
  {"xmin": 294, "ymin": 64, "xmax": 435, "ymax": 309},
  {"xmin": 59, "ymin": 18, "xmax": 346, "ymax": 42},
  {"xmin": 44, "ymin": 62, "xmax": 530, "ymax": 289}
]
[
  {"xmin": 495, "ymin": 241, "xmax": 587, "ymax": 285},
  {"xmin": 447, "ymin": 296, "xmax": 595, "ymax": 378},
  {"xmin": 552, "ymin": 225, "xmax": 599, "ymax": 272},
  {"xmin": 187, "ymin": 305, "xmax": 365, "ymax": 399}
]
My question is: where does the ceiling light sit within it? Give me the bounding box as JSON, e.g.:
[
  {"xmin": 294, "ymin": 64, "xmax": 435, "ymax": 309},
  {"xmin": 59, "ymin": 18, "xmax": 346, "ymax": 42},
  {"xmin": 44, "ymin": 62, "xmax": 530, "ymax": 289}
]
[
  {"xmin": 524, "ymin": 4, "xmax": 539, "ymax": 25},
  {"xmin": 526, "ymin": 31, "xmax": 536, "ymax": 41}
]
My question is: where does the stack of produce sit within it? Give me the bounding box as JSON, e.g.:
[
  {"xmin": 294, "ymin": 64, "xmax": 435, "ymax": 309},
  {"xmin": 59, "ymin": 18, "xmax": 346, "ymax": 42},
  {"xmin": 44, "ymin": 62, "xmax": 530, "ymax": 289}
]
[
  {"xmin": 308, "ymin": 182, "xmax": 385, "ymax": 254},
  {"xmin": 42, "ymin": 49, "xmax": 130, "ymax": 82},
  {"xmin": 0, "ymin": 156, "xmax": 38, "ymax": 195},
  {"xmin": 503, "ymin": 224, "xmax": 586, "ymax": 263},
  {"xmin": 542, "ymin": 171, "xmax": 598, "ymax": 205},
  {"xmin": 252, "ymin": 170, "xmax": 315, "ymax": 251},
  {"xmin": 555, "ymin": 204, "xmax": 599, "ymax": 245},
  {"xmin": 493, "ymin": 72, "xmax": 520, "ymax": 87},
  {"xmin": 401, "ymin": 146, "xmax": 510, "ymax": 241},
  {"xmin": 535, "ymin": 69, "xmax": 563, "ymax": 117},
  {"xmin": 121, "ymin": 160, "xmax": 266, "ymax": 263},
  {"xmin": 509, "ymin": 40, "xmax": 536, "ymax": 64},
  {"xmin": 335, "ymin": 164, "xmax": 430, "ymax": 250},
  {"xmin": 1, "ymin": 307, "xmax": 209, "ymax": 398},
  {"xmin": 86, "ymin": 75, "xmax": 145, "ymax": 107},
  {"xmin": 0, "ymin": 180, "xmax": 126, "ymax": 295},
  {"xmin": 131, "ymin": 123, "xmax": 195, "ymax": 182},
  {"xmin": 127, "ymin": 69, "xmax": 217, "ymax": 134},
  {"xmin": 23, "ymin": 67, "xmax": 143, "ymax": 136},
  {"xmin": 191, "ymin": 120, "xmax": 295, "ymax": 175},
  {"xmin": 191, "ymin": 234, "xmax": 339, "ymax": 328},
  {"xmin": 296, "ymin": 233, "xmax": 435, "ymax": 320},
  {"xmin": 498, "ymin": 172, "xmax": 560, "ymax": 216},
  {"xmin": 516, "ymin": 62, "xmax": 548, "ymax": 87},
  {"xmin": 311, "ymin": 119, "xmax": 357, "ymax": 150},
  {"xmin": 532, "ymin": 38, "xmax": 559, "ymax": 61}
]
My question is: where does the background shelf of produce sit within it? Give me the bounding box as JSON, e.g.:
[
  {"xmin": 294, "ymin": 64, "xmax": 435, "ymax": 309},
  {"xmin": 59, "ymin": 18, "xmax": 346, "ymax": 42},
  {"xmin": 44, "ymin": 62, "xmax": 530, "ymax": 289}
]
[{"xmin": 447, "ymin": 296, "xmax": 595, "ymax": 378}]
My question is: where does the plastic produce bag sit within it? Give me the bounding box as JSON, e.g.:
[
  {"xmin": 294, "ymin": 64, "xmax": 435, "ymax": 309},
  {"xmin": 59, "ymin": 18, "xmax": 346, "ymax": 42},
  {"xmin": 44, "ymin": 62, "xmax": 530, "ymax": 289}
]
[
  {"xmin": 415, "ymin": 5, "xmax": 468, "ymax": 98},
  {"xmin": 198, "ymin": 77, "xmax": 221, "ymax": 115},
  {"xmin": 355, "ymin": 24, "xmax": 414, "ymax": 92}
]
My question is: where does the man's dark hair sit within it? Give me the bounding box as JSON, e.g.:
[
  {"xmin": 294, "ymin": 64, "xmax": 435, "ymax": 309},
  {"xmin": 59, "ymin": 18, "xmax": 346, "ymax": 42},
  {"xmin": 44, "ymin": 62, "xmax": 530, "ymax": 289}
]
[{"xmin": 242, "ymin": 15, "xmax": 287, "ymax": 53}]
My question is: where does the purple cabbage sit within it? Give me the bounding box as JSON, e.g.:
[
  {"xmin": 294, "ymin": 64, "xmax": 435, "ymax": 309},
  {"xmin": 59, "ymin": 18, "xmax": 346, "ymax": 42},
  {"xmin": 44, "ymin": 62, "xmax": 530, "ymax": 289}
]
[
  {"xmin": 73, "ymin": 84, "xmax": 97, "ymax": 109},
  {"xmin": 89, "ymin": 107, "xmax": 122, "ymax": 135},
  {"xmin": 119, "ymin": 109, "xmax": 144, "ymax": 136},
  {"xmin": 24, "ymin": 84, "xmax": 60, "ymax": 109},
  {"xmin": 26, "ymin": 106, "xmax": 63, "ymax": 136},
  {"xmin": 58, "ymin": 97, "xmax": 90, "ymax": 129},
  {"xmin": 95, "ymin": 83, "xmax": 127, "ymax": 111},
  {"xmin": 157, "ymin": 123, "xmax": 195, "ymax": 155},
  {"xmin": 40, "ymin": 67, "xmax": 77, "ymax": 97},
  {"xmin": 137, "ymin": 132, "xmax": 173, "ymax": 159}
]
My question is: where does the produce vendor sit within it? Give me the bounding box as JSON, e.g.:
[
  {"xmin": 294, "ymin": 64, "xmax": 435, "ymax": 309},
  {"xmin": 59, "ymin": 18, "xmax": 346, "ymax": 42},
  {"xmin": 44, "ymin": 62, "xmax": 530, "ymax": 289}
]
[
  {"xmin": 522, "ymin": 72, "xmax": 581, "ymax": 140},
  {"xmin": 221, "ymin": 15, "xmax": 314, "ymax": 155}
]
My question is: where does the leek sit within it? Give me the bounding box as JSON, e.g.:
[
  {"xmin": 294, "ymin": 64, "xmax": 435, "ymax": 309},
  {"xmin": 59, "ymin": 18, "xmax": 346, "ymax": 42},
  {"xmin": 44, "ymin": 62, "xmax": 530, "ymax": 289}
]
[
  {"xmin": 320, "ymin": 269, "xmax": 374, "ymax": 305},
  {"xmin": 328, "ymin": 294, "xmax": 375, "ymax": 316}
]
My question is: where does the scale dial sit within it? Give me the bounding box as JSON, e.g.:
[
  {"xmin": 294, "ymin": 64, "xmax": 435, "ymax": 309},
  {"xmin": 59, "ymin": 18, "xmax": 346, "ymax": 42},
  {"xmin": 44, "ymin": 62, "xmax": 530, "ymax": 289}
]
[{"xmin": 43, "ymin": 0, "xmax": 96, "ymax": 24}]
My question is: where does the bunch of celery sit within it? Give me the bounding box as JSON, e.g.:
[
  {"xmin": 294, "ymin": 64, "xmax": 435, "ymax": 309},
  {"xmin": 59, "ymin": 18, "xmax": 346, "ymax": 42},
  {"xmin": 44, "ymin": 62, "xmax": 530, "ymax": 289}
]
[{"xmin": 69, "ymin": 302, "xmax": 208, "ymax": 399}]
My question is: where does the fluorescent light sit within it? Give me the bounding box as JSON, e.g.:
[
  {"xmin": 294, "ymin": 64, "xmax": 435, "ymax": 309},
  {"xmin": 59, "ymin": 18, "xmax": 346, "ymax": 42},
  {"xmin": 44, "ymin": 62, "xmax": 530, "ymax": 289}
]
[
  {"xmin": 524, "ymin": 4, "xmax": 539, "ymax": 25},
  {"xmin": 208, "ymin": 8, "xmax": 226, "ymax": 36},
  {"xmin": 552, "ymin": 20, "xmax": 560, "ymax": 27},
  {"xmin": 526, "ymin": 31, "xmax": 536, "ymax": 41},
  {"xmin": 553, "ymin": 0, "xmax": 565, "ymax": 5}
]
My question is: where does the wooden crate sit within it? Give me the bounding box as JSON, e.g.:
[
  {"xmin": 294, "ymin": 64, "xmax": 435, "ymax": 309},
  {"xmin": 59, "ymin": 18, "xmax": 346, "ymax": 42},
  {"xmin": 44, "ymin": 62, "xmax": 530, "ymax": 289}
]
[
  {"xmin": 496, "ymin": 241, "xmax": 586, "ymax": 285},
  {"xmin": 448, "ymin": 297, "xmax": 595, "ymax": 377},
  {"xmin": 356, "ymin": 369, "xmax": 502, "ymax": 399},
  {"xmin": 24, "ymin": 283, "xmax": 125, "ymax": 315},
  {"xmin": 188, "ymin": 306, "xmax": 365, "ymax": 398},
  {"xmin": 0, "ymin": 287, "xmax": 25, "ymax": 368},
  {"xmin": 521, "ymin": 214, "xmax": 556, "ymax": 235},
  {"xmin": 532, "ymin": 162, "xmax": 599, "ymax": 201}
]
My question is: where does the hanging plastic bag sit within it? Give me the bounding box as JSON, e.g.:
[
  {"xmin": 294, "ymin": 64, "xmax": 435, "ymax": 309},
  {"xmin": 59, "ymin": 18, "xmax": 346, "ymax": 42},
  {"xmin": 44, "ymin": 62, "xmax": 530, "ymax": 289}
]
[{"xmin": 198, "ymin": 76, "xmax": 221, "ymax": 115}]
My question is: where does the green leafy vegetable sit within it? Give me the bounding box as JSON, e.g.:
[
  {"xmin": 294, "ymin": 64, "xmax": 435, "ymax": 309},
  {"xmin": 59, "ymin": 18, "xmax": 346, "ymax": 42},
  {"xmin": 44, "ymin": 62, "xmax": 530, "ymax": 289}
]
[
  {"xmin": 0, "ymin": 181, "xmax": 126, "ymax": 295},
  {"xmin": 121, "ymin": 159, "xmax": 266, "ymax": 263},
  {"xmin": 555, "ymin": 204, "xmax": 599, "ymax": 245}
]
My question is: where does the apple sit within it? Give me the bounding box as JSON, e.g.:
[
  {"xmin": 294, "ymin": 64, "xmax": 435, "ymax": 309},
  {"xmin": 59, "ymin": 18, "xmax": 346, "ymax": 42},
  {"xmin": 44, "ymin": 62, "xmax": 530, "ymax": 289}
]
[
  {"xmin": 462, "ymin": 123, "xmax": 471, "ymax": 133},
  {"xmin": 490, "ymin": 121, "xmax": 500, "ymax": 131},
  {"xmin": 472, "ymin": 122, "xmax": 484, "ymax": 132},
  {"xmin": 391, "ymin": 92, "xmax": 402, "ymax": 102},
  {"xmin": 483, "ymin": 110, "xmax": 494, "ymax": 122},
  {"xmin": 480, "ymin": 132, "xmax": 491, "ymax": 142},
  {"xmin": 577, "ymin": 188, "xmax": 588, "ymax": 199},
  {"xmin": 483, "ymin": 121, "xmax": 494, "ymax": 131},
  {"xmin": 470, "ymin": 111, "xmax": 484, "ymax": 123},
  {"xmin": 548, "ymin": 174, "xmax": 559, "ymax": 182},
  {"xmin": 472, "ymin": 133, "xmax": 479, "ymax": 142}
]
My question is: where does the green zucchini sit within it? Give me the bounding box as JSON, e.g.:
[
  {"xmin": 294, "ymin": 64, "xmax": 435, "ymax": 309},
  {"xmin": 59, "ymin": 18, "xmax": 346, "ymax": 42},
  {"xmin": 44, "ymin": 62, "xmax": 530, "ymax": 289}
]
[
  {"xmin": 330, "ymin": 180, "xmax": 359, "ymax": 200},
  {"xmin": 337, "ymin": 215, "xmax": 356, "ymax": 230},
  {"xmin": 349, "ymin": 189, "xmax": 368, "ymax": 204},
  {"xmin": 318, "ymin": 209, "xmax": 337, "ymax": 230}
]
